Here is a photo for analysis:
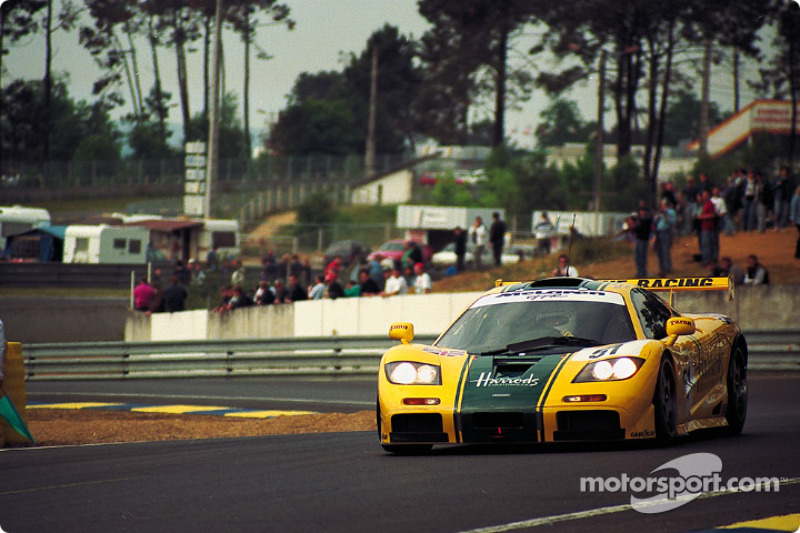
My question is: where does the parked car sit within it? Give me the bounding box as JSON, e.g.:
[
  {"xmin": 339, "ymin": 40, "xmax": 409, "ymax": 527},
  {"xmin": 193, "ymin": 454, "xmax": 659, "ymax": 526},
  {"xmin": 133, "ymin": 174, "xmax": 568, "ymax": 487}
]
[
  {"xmin": 367, "ymin": 240, "xmax": 434, "ymax": 266},
  {"xmin": 430, "ymin": 241, "xmax": 525, "ymax": 269},
  {"xmin": 323, "ymin": 240, "xmax": 370, "ymax": 267}
]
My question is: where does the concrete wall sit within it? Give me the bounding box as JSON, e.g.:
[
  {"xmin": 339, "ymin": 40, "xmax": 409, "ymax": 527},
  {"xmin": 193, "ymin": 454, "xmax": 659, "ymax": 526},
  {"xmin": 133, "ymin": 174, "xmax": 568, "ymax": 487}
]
[
  {"xmin": 0, "ymin": 297, "xmax": 129, "ymax": 343},
  {"xmin": 124, "ymin": 286, "xmax": 800, "ymax": 342}
]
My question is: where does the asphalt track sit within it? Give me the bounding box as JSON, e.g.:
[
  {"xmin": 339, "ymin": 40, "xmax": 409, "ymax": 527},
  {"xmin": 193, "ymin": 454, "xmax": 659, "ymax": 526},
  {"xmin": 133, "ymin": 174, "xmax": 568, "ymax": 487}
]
[{"xmin": 1, "ymin": 374, "xmax": 798, "ymax": 533}]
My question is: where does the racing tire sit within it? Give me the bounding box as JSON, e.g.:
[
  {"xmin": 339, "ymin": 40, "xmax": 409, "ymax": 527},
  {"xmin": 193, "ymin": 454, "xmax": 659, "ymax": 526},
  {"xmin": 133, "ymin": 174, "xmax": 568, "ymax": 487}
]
[
  {"xmin": 380, "ymin": 444, "xmax": 433, "ymax": 455},
  {"xmin": 725, "ymin": 344, "xmax": 748, "ymax": 436},
  {"xmin": 653, "ymin": 357, "xmax": 678, "ymax": 443}
]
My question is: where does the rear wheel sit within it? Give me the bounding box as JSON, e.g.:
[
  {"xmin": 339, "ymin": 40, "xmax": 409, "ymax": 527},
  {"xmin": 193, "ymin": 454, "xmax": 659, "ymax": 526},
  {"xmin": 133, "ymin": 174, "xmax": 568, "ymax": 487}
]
[
  {"xmin": 654, "ymin": 357, "xmax": 678, "ymax": 443},
  {"xmin": 725, "ymin": 344, "xmax": 748, "ymax": 435}
]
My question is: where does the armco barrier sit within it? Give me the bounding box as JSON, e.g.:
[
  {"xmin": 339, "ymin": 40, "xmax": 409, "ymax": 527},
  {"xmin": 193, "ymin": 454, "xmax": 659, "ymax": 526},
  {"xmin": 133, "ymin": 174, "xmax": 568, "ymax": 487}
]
[
  {"xmin": 23, "ymin": 335, "xmax": 439, "ymax": 380},
  {"xmin": 21, "ymin": 330, "xmax": 800, "ymax": 380}
]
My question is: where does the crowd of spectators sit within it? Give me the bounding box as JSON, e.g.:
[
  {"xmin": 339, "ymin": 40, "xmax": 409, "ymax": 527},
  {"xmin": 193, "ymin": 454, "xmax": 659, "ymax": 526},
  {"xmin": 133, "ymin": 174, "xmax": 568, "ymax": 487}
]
[
  {"xmin": 617, "ymin": 166, "xmax": 798, "ymax": 283},
  {"xmin": 208, "ymin": 250, "xmax": 435, "ymax": 314}
]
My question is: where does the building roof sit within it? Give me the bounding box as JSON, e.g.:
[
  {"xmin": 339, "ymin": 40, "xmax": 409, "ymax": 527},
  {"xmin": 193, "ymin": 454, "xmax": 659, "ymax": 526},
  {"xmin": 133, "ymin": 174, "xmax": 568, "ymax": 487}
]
[{"xmin": 121, "ymin": 219, "xmax": 204, "ymax": 232}]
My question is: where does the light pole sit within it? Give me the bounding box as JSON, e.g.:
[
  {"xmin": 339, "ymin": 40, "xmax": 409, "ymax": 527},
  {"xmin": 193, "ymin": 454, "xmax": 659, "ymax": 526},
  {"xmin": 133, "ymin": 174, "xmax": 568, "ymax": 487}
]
[
  {"xmin": 205, "ymin": 0, "xmax": 223, "ymax": 220},
  {"xmin": 593, "ymin": 49, "xmax": 606, "ymax": 233}
]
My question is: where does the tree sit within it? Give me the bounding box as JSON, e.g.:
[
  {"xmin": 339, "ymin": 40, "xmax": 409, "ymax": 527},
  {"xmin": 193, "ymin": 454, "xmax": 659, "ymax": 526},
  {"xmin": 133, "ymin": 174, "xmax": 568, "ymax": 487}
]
[
  {"xmin": 0, "ymin": 0, "xmax": 47, "ymax": 89},
  {"xmin": 661, "ymin": 90, "xmax": 723, "ymax": 147},
  {"xmin": 535, "ymin": 99, "xmax": 591, "ymax": 147},
  {"xmin": 227, "ymin": 0, "xmax": 293, "ymax": 159},
  {"xmin": 80, "ymin": 0, "xmax": 147, "ymax": 121},
  {"xmin": 344, "ymin": 24, "xmax": 422, "ymax": 153},
  {"xmin": 417, "ymin": 0, "xmax": 535, "ymax": 147},
  {"xmin": 751, "ymin": 2, "xmax": 800, "ymax": 164},
  {"xmin": 269, "ymin": 25, "xmax": 420, "ymax": 156},
  {"xmin": 146, "ymin": 0, "xmax": 204, "ymax": 143}
]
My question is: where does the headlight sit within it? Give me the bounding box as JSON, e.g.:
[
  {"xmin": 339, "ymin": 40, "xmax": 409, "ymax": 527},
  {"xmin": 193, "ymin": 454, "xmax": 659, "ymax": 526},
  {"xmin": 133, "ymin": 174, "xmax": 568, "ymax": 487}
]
[
  {"xmin": 385, "ymin": 362, "xmax": 441, "ymax": 385},
  {"xmin": 573, "ymin": 357, "xmax": 644, "ymax": 382}
]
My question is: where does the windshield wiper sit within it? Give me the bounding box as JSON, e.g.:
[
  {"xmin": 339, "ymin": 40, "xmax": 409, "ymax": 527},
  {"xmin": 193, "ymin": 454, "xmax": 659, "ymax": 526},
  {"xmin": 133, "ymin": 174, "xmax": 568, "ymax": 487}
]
[{"xmin": 477, "ymin": 336, "xmax": 602, "ymax": 356}]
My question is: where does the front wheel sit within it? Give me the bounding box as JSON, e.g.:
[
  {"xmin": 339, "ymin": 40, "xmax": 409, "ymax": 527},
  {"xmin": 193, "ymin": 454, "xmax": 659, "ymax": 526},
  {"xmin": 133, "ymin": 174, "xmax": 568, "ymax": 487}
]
[
  {"xmin": 654, "ymin": 357, "xmax": 678, "ymax": 443},
  {"xmin": 725, "ymin": 345, "xmax": 748, "ymax": 435},
  {"xmin": 381, "ymin": 444, "xmax": 433, "ymax": 455}
]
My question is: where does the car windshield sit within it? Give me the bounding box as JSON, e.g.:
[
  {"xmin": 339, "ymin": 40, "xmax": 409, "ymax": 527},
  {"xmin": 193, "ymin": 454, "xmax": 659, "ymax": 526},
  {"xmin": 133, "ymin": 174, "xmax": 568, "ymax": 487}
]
[
  {"xmin": 381, "ymin": 242, "xmax": 406, "ymax": 252},
  {"xmin": 435, "ymin": 289, "xmax": 636, "ymax": 355}
]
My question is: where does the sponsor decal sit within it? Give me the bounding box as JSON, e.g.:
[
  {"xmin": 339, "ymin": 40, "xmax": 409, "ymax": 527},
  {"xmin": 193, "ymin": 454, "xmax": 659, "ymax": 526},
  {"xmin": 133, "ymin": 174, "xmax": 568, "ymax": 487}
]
[
  {"xmin": 472, "ymin": 372, "xmax": 540, "ymax": 388},
  {"xmin": 630, "ymin": 429, "xmax": 655, "ymax": 438},
  {"xmin": 473, "ymin": 289, "xmax": 625, "ymax": 308},
  {"xmin": 580, "ymin": 452, "xmax": 781, "ymax": 514},
  {"xmin": 604, "ymin": 278, "xmax": 716, "ymax": 288},
  {"xmin": 390, "ymin": 324, "xmax": 410, "ymax": 331}
]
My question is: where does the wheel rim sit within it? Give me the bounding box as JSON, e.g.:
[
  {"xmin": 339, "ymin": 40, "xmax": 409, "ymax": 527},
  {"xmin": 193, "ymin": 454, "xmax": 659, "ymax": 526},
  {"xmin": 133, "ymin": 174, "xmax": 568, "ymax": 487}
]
[{"xmin": 730, "ymin": 352, "xmax": 748, "ymax": 420}]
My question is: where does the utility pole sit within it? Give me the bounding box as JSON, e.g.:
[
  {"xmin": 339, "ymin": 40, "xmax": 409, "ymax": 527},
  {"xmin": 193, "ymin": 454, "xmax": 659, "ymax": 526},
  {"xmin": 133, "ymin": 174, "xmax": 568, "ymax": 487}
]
[
  {"xmin": 593, "ymin": 49, "xmax": 606, "ymax": 231},
  {"xmin": 699, "ymin": 37, "xmax": 711, "ymax": 159},
  {"xmin": 205, "ymin": 0, "xmax": 223, "ymax": 219},
  {"xmin": 365, "ymin": 46, "xmax": 377, "ymax": 179}
]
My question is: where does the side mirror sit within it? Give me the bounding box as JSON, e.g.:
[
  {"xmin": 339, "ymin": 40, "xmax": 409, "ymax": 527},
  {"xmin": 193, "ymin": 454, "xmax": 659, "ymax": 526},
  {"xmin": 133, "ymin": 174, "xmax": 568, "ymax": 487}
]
[
  {"xmin": 389, "ymin": 322, "xmax": 414, "ymax": 344},
  {"xmin": 665, "ymin": 317, "xmax": 695, "ymax": 346}
]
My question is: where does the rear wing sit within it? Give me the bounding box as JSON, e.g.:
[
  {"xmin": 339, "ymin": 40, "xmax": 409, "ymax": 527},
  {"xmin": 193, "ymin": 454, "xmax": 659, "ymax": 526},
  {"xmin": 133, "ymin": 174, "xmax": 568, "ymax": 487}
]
[{"xmin": 599, "ymin": 276, "xmax": 734, "ymax": 304}]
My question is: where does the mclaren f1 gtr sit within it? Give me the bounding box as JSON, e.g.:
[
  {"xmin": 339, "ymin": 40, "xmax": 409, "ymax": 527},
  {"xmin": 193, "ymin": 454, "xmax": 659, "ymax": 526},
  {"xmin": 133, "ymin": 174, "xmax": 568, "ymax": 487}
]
[{"xmin": 377, "ymin": 276, "xmax": 748, "ymax": 453}]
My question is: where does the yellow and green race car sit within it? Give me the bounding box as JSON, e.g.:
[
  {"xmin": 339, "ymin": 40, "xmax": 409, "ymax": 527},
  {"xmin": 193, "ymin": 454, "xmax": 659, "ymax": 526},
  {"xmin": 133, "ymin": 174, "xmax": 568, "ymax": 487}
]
[{"xmin": 377, "ymin": 276, "xmax": 748, "ymax": 453}]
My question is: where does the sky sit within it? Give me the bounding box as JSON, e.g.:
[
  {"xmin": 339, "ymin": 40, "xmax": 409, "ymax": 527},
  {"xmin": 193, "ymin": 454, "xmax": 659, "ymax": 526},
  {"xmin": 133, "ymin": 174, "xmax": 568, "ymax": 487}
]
[{"xmin": 2, "ymin": 0, "xmax": 768, "ymax": 150}]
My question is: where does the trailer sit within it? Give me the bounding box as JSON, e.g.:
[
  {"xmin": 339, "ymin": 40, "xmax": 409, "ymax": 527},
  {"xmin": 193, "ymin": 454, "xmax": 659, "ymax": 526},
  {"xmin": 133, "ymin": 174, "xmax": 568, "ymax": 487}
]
[{"xmin": 63, "ymin": 225, "xmax": 149, "ymax": 264}]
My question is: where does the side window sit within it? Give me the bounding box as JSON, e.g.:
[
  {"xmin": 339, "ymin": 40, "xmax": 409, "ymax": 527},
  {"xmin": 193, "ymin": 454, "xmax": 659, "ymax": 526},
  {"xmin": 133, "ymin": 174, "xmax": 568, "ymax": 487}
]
[{"xmin": 630, "ymin": 289, "xmax": 673, "ymax": 339}]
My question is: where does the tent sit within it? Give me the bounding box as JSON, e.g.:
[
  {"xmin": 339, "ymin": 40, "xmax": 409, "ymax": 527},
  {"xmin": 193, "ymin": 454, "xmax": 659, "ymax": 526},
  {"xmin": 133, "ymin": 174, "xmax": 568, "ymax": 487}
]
[{"xmin": 3, "ymin": 225, "xmax": 66, "ymax": 262}]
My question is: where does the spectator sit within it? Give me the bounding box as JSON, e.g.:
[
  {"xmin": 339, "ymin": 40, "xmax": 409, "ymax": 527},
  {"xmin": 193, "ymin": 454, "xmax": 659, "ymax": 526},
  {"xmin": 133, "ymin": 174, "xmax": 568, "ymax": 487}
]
[
  {"xmin": 324, "ymin": 256, "xmax": 342, "ymax": 283},
  {"xmin": 453, "ymin": 226, "xmax": 467, "ymax": 272},
  {"xmin": 309, "ymin": 274, "xmax": 327, "ymax": 300},
  {"xmin": 162, "ymin": 276, "xmax": 188, "ymax": 313},
  {"xmin": 147, "ymin": 279, "xmax": 164, "ymax": 314},
  {"xmin": 272, "ymin": 279, "xmax": 289, "ymax": 304},
  {"xmin": 381, "ymin": 266, "xmax": 408, "ymax": 297},
  {"xmin": 401, "ymin": 241, "xmax": 423, "ymax": 271},
  {"xmin": 552, "ymin": 254, "xmax": 579, "ymax": 277},
  {"xmin": 255, "ymin": 280, "xmax": 275, "ymax": 305},
  {"xmin": 744, "ymin": 254, "xmax": 770, "ymax": 285},
  {"xmin": 757, "ymin": 171, "xmax": 772, "ymax": 233},
  {"xmin": 719, "ymin": 256, "xmax": 745, "ymax": 285},
  {"xmin": 359, "ymin": 269, "xmax": 381, "ymax": 296},
  {"xmin": 790, "ymin": 184, "xmax": 800, "ymax": 259},
  {"xmin": 344, "ymin": 280, "xmax": 361, "ymax": 298},
  {"xmin": 287, "ymin": 274, "xmax": 308, "ymax": 302},
  {"xmin": 632, "ymin": 206, "xmax": 653, "ymax": 278},
  {"xmin": 227, "ymin": 285, "xmax": 254, "ymax": 310},
  {"xmin": 174, "ymin": 260, "xmax": 191, "ymax": 286},
  {"xmin": 133, "ymin": 276, "xmax": 155, "ymax": 312},
  {"xmin": 697, "ymin": 189, "xmax": 718, "ymax": 265},
  {"xmin": 413, "ymin": 262, "xmax": 432, "ymax": 294},
  {"xmin": 741, "ymin": 169, "xmax": 759, "ymax": 232},
  {"xmin": 773, "ymin": 166, "xmax": 792, "ymax": 230},
  {"xmin": 682, "ymin": 176, "xmax": 699, "ymax": 234},
  {"xmin": 489, "ymin": 211, "xmax": 508, "ymax": 267},
  {"xmin": 467, "ymin": 216, "xmax": 487, "ymax": 270},
  {"xmin": 206, "ymin": 246, "xmax": 218, "ymax": 272},
  {"xmin": 534, "ymin": 212, "xmax": 554, "ymax": 255},
  {"xmin": 327, "ymin": 277, "xmax": 345, "ymax": 299},
  {"xmin": 231, "ymin": 260, "xmax": 246, "ymax": 287},
  {"xmin": 653, "ymin": 198, "xmax": 677, "ymax": 276},
  {"xmin": 368, "ymin": 257, "xmax": 384, "ymax": 289}
]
